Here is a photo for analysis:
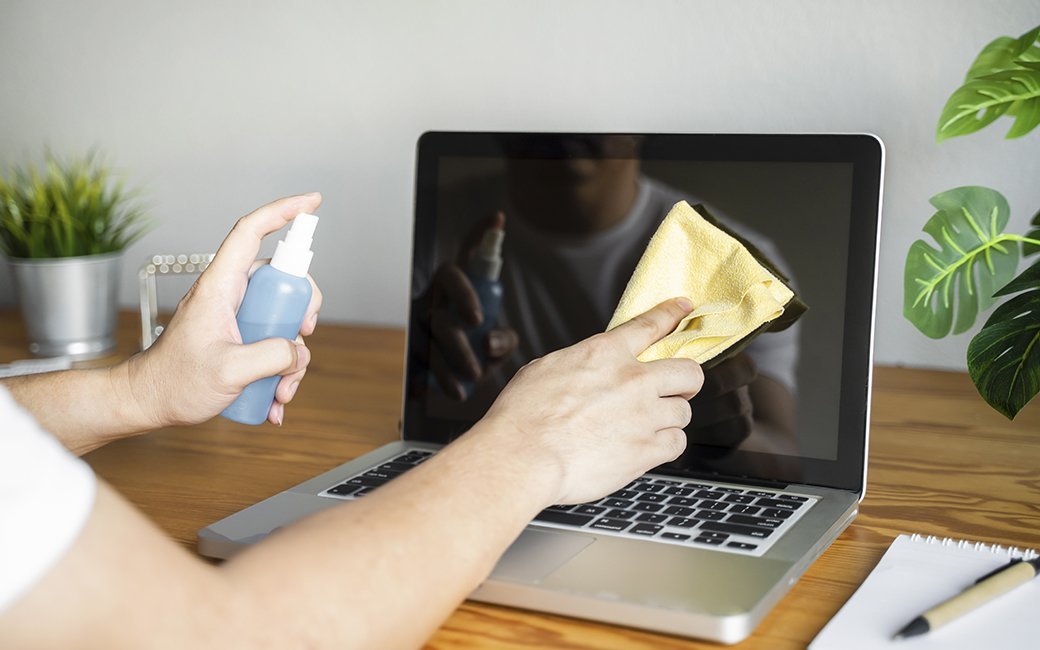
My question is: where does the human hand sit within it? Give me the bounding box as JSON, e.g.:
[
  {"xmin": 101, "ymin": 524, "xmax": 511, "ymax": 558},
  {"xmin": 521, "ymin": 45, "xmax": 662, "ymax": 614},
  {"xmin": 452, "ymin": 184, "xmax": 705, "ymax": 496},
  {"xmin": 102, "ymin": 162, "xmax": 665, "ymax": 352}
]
[
  {"xmin": 124, "ymin": 194, "xmax": 324, "ymax": 428},
  {"xmin": 474, "ymin": 298, "xmax": 703, "ymax": 505},
  {"xmin": 685, "ymin": 353, "xmax": 758, "ymax": 449},
  {"xmin": 427, "ymin": 211, "xmax": 518, "ymax": 400}
]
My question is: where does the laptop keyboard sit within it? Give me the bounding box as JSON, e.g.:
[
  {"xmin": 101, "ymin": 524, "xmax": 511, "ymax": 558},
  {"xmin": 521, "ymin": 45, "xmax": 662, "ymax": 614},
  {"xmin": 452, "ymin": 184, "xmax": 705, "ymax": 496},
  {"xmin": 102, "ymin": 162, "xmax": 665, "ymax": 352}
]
[{"xmin": 318, "ymin": 449, "xmax": 818, "ymax": 557}]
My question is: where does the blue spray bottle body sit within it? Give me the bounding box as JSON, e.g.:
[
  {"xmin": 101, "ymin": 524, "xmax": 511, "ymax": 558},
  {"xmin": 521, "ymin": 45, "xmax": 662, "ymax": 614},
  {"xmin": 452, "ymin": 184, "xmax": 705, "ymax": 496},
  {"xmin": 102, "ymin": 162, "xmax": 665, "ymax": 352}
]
[
  {"xmin": 460, "ymin": 228, "xmax": 504, "ymax": 396},
  {"xmin": 222, "ymin": 213, "xmax": 318, "ymax": 425}
]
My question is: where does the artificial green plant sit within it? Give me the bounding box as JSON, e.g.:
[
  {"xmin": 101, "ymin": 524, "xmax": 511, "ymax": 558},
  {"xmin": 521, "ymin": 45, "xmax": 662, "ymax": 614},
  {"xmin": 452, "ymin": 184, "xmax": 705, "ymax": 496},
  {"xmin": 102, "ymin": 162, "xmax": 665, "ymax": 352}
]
[
  {"xmin": 904, "ymin": 24, "xmax": 1040, "ymax": 419},
  {"xmin": 0, "ymin": 151, "xmax": 150, "ymax": 259}
]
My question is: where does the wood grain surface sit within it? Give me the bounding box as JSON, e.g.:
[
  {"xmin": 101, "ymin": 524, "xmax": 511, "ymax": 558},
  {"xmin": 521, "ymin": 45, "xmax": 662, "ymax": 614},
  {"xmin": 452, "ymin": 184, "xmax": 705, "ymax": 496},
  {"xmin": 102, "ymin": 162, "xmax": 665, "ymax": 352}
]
[{"xmin": 2, "ymin": 310, "xmax": 1038, "ymax": 649}]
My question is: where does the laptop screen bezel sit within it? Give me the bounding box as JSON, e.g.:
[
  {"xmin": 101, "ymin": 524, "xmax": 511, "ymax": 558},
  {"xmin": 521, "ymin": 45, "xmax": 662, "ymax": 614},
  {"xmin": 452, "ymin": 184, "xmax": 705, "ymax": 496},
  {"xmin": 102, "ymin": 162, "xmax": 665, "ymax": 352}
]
[{"xmin": 403, "ymin": 131, "xmax": 883, "ymax": 494}]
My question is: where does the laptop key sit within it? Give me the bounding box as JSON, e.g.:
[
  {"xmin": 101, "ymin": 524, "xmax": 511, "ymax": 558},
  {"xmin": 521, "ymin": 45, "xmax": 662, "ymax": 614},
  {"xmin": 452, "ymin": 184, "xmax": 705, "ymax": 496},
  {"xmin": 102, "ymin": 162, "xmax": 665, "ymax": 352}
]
[
  {"xmin": 327, "ymin": 483, "xmax": 359, "ymax": 496},
  {"xmin": 636, "ymin": 513, "xmax": 668, "ymax": 524},
  {"xmin": 667, "ymin": 496, "xmax": 698, "ymax": 507},
  {"xmin": 590, "ymin": 518, "xmax": 632, "ymax": 532},
  {"xmin": 712, "ymin": 487, "xmax": 745, "ymax": 494},
  {"xmin": 663, "ymin": 505, "xmax": 695, "ymax": 517},
  {"xmin": 755, "ymin": 498, "xmax": 799, "ymax": 510},
  {"xmin": 633, "ymin": 483, "xmax": 665, "ymax": 493},
  {"xmin": 661, "ymin": 532, "xmax": 691, "ymax": 541},
  {"xmin": 363, "ymin": 469, "xmax": 402, "ymax": 481},
  {"xmin": 727, "ymin": 514, "xmax": 784, "ymax": 528},
  {"xmin": 346, "ymin": 475, "xmax": 388, "ymax": 488},
  {"xmin": 663, "ymin": 486, "xmax": 694, "ymax": 496},
  {"xmin": 630, "ymin": 523, "xmax": 663, "ymax": 536},
  {"xmin": 692, "ymin": 510, "xmax": 726, "ymax": 521},
  {"xmin": 573, "ymin": 504, "xmax": 606, "ymax": 516},
  {"xmin": 694, "ymin": 490, "xmax": 725, "ymax": 500},
  {"xmin": 534, "ymin": 510, "xmax": 595, "ymax": 527},
  {"xmin": 778, "ymin": 494, "xmax": 809, "ymax": 502},
  {"xmin": 699, "ymin": 500, "xmax": 729, "ymax": 511},
  {"xmin": 760, "ymin": 508, "xmax": 794, "ymax": 519},
  {"xmin": 606, "ymin": 509, "xmax": 638, "ymax": 520},
  {"xmin": 745, "ymin": 490, "xmax": 777, "ymax": 498},
  {"xmin": 546, "ymin": 504, "xmax": 574, "ymax": 512},
  {"xmin": 727, "ymin": 542, "xmax": 759, "ymax": 550},
  {"xmin": 723, "ymin": 494, "xmax": 755, "ymax": 504},
  {"xmin": 601, "ymin": 498, "xmax": 634, "ymax": 509},
  {"xmin": 728, "ymin": 505, "xmax": 761, "ymax": 515},
  {"xmin": 635, "ymin": 493, "xmax": 668, "ymax": 503},
  {"xmin": 609, "ymin": 489, "xmax": 638, "ymax": 500},
  {"xmin": 633, "ymin": 502, "xmax": 664, "ymax": 512},
  {"xmin": 693, "ymin": 536, "xmax": 725, "ymax": 546},
  {"xmin": 700, "ymin": 522, "xmax": 775, "ymax": 538},
  {"xmin": 377, "ymin": 461, "xmax": 415, "ymax": 473},
  {"xmin": 698, "ymin": 531, "xmax": 729, "ymax": 540},
  {"xmin": 667, "ymin": 517, "xmax": 698, "ymax": 528}
]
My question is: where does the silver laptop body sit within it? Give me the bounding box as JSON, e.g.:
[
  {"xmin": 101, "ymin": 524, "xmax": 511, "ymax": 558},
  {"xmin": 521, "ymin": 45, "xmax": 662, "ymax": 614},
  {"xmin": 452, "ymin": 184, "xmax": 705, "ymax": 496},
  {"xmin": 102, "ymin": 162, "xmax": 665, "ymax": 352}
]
[{"xmin": 199, "ymin": 132, "xmax": 884, "ymax": 644}]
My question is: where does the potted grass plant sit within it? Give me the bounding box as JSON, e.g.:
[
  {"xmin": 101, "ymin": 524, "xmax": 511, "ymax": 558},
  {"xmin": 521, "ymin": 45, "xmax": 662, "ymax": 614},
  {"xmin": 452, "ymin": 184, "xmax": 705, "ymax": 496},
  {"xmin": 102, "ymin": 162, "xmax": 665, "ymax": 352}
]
[
  {"xmin": 0, "ymin": 152, "xmax": 151, "ymax": 358},
  {"xmin": 904, "ymin": 24, "xmax": 1040, "ymax": 419}
]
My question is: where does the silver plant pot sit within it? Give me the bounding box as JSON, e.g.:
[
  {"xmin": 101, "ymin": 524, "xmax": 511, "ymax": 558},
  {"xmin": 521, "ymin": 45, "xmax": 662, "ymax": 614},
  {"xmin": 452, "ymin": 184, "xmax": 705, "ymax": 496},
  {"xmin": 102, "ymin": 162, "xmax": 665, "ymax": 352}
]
[{"xmin": 6, "ymin": 251, "xmax": 123, "ymax": 359}]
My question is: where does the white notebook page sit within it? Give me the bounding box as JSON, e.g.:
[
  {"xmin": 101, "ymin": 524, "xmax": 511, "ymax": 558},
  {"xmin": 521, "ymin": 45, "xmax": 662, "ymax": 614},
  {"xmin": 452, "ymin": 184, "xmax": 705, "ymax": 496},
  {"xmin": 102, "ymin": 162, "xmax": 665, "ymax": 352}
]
[{"xmin": 810, "ymin": 534, "xmax": 1038, "ymax": 649}]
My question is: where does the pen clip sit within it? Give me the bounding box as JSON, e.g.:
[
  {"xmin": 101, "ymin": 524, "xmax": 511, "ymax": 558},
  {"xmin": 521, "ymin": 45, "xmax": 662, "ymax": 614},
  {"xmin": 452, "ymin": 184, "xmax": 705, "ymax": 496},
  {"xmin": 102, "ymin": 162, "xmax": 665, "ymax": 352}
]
[{"xmin": 974, "ymin": 558, "xmax": 1022, "ymax": 584}]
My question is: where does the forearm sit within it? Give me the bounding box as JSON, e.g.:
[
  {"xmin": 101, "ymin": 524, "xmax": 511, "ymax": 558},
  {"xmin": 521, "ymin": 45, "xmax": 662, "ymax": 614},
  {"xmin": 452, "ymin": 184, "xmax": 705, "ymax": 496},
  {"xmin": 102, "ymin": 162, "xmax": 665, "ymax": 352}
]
[
  {"xmin": 1, "ymin": 360, "xmax": 156, "ymax": 455},
  {"xmin": 221, "ymin": 419, "xmax": 555, "ymax": 648}
]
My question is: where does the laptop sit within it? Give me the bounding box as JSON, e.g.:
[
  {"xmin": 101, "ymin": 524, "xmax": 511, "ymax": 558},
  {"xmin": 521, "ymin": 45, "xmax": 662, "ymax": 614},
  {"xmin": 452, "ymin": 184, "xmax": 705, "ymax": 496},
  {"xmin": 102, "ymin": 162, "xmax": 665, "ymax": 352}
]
[{"xmin": 199, "ymin": 132, "xmax": 884, "ymax": 644}]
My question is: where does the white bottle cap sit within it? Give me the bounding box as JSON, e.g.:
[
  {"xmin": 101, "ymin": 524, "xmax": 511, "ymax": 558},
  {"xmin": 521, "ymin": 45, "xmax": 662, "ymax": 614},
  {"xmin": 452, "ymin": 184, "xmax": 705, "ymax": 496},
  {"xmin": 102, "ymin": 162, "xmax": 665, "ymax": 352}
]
[{"xmin": 270, "ymin": 212, "xmax": 318, "ymax": 277}]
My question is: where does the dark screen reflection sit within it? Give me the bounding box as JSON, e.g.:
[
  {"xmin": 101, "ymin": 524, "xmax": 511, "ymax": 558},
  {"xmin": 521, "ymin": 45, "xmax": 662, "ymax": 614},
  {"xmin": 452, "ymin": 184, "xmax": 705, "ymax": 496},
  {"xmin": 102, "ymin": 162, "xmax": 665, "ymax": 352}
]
[{"xmin": 408, "ymin": 136, "xmax": 809, "ymax": 475}]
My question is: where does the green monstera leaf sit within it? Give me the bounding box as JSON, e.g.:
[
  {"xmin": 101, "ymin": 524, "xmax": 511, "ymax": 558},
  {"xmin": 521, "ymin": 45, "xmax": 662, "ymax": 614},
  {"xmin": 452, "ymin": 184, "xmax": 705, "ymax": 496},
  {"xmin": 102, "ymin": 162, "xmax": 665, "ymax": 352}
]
[
  {"xmin": 968, "ymin": 259, "xmax": 1040, "ymax": 419},
  {"xmin": 937, "ymin": 25, "xmax": 1040, "ymax": 141},
  {"xmin": 904, "ymin": 187, "xmax": 1020, "ymax": 339},
  {"xmin": 964, "ymin": 26, "xmax": 1040, "ymax": 79}
]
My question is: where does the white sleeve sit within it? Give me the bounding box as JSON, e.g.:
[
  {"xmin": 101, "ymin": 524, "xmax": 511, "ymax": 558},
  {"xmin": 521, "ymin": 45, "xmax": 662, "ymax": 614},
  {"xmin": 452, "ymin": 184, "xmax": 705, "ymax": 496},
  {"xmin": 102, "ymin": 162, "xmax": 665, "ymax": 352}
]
[{"xmin": 0, "ymin": 386, "xmax": 97, "ymax": 613}]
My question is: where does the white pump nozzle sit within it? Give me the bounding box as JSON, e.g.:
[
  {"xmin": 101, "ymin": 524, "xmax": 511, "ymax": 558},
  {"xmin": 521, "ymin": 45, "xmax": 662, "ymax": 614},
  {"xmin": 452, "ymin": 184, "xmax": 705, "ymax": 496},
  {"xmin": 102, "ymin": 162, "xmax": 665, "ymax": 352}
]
[
  {"xmin": 271, "ymin": 212, "xmax": 319, "ymax": 278},
  {"xmin": 470, "ymin": 228, "xmax": 504, "ymax": 281}
]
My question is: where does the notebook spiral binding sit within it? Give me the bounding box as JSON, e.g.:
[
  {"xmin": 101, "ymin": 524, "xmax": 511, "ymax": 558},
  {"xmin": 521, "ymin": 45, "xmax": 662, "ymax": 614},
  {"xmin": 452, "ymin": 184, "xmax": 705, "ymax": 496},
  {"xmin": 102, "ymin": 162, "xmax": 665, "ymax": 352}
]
[{"xmin": 909, "ymin": 533, "xmax": 1039, "ymax": 560}]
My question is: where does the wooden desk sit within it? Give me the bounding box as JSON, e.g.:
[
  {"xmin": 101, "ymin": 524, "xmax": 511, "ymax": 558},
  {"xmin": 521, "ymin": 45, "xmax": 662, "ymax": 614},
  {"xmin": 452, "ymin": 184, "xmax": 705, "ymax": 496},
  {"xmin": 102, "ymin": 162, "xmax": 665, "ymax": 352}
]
[{"xmin": 2, "ymin": 311, "xmax": 1038, "ymax": 649}]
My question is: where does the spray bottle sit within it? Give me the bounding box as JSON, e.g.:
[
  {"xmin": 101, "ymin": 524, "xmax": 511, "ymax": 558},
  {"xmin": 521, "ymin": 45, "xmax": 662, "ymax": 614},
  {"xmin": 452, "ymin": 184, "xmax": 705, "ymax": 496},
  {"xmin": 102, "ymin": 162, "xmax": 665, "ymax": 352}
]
[
  {"xmin": 222, "ymin": 213, "xmax": 318, "ymax": 424},
  {"xmin": 460, "ymin": 227, "xmax": 504, "ymax": 396}
]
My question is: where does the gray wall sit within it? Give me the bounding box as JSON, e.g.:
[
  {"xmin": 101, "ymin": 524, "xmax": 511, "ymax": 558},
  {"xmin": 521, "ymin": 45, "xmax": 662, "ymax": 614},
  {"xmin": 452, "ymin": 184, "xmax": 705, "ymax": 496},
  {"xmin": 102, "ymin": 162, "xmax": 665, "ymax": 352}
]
[{"xmin": 2, "ymin": 0, "xmax": 1039, "ymax": 370}]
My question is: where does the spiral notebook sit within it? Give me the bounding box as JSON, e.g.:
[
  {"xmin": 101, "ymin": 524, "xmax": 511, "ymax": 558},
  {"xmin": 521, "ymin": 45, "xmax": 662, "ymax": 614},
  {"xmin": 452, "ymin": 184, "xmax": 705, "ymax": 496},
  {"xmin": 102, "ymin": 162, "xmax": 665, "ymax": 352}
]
[{"xmin": 811, "ymin": 534, "xmax": 1039, "ymax": 649}]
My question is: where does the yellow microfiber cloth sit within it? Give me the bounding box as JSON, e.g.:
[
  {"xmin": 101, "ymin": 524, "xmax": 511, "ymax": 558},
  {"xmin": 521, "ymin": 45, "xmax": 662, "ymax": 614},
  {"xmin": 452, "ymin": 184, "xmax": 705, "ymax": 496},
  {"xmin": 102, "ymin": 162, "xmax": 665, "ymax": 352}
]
[{"xmin": 606, "ymin": 200, "xmax": 798, "ymax": 365}]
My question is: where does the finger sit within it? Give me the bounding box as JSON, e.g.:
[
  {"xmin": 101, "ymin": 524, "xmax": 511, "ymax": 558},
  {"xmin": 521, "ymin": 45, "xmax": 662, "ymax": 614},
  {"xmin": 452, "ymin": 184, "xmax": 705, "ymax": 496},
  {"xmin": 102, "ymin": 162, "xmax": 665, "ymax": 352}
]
[
  {"xmin": 640, "ymin": 427, "xmax": 688, "ymax": 467},
  {"xmin": 206, "ymin": 193, "xmax": 322, "ymax": 282},
  {"xmin": 487, "ymin": 328, "xmax": 519, "ymax": 360},
  {"xmin": 267, "ymin": 401, "xmax": 285, "ymax": 426},
  {"xmin": 224, "ymin": 338, "xmax": 308, "ymax": 389},
  {"xmin": 430, "ymin": 348, "xmax": 466, "ymax": 401},
  {"xmin": 655, "ymin": 396, "xmax": 693, "ymax": 432},
  {"xmin": 434, "ymin": 264, "xmax": 482, "ymax": 326},
  {"xmin": 608, "ymin": 297, "xmax": 693, "ymax": 357},
  {"xmin": 275, "ymin": 367, "xmax": 307, "ymax": 404},
  {"xmin": 300, "ymin": 274, "xmax": 323, "ymax": 336},
  {"xmin": 456, "ymin": 211, "xmax": 506, "ymax": 267},
  {"xmin": 644, "ymin": 358, "xmax": 704, "ymax": 400},
  {"xmin": 431, "ymin": 313, "xmax": 481, "ymax": 380},
  {"xmin": 700, "ymin": 354, "xmax": 758, "ymax": 398}
]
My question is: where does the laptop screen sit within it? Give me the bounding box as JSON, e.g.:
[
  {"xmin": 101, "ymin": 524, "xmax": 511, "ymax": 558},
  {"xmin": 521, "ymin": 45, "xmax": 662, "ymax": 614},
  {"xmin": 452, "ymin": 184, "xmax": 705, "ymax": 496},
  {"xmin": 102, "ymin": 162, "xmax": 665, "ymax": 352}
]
[{"xmin": 403, "ymin": 133, "xmax": 883, "ymax": 492}]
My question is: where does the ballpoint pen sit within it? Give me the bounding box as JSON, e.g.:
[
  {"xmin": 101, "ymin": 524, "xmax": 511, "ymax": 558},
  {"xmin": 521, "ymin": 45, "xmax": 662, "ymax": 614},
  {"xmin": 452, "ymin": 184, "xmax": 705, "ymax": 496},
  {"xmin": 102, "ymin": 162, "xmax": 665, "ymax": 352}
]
[{"xmin": 893, "ymin": 555, "xmax": 1040, "ymax": 640}]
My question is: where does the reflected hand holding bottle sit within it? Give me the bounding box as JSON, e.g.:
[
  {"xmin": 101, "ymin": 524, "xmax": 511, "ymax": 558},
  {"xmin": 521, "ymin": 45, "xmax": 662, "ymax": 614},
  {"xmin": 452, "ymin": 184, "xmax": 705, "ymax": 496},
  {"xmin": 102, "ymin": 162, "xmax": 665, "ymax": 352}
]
[
  {"xmin": 685, "ymin": 353, "xmax": 758, "ymax": 450},
  {"xmin": 428, "ymin": 211, "xmax": 519, "ymax": 400}
]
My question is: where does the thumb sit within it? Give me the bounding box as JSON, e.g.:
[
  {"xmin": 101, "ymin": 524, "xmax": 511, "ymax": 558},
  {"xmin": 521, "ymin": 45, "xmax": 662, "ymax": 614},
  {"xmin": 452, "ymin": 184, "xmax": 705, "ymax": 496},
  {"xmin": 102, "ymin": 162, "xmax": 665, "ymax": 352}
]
[{"xmin": 224, "ymin": 338, "xmax": 308, "ymax": 389}]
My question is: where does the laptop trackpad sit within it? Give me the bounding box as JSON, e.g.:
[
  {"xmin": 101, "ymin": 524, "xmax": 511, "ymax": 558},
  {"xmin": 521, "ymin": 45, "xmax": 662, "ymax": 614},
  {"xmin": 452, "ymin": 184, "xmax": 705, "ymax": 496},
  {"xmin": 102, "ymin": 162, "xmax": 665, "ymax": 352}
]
[{"xmin": 491, "ymin": 529, "xmax": 594, "ymax": 583}]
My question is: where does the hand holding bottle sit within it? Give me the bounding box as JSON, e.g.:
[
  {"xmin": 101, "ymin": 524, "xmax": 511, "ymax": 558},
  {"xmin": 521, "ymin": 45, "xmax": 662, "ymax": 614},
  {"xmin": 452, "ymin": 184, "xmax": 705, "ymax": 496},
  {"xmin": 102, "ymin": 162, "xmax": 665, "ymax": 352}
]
[
  {"xmin": 427, "ymin": 211, "xmax": 520, "ymax": 400},
  {"xmin": 125, "ymin": 194, "xmax": 324, "ymax": 428}
]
